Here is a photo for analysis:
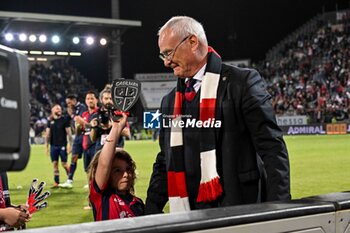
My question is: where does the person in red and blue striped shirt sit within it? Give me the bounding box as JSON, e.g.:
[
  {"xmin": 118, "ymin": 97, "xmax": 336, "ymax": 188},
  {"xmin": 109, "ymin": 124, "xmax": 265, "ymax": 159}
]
[{"xmin": 88, "ymin": 114, "xmax": 144, "ymax": 221}]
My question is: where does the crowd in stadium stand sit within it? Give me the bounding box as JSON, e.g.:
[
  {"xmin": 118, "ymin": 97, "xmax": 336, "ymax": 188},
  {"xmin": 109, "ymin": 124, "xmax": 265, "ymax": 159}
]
[
  {"xmin": 257, "ymin": 18, "xmax": 350, "ymax": 124},
  {"xmin": 29, "ymin": 60, "xmax": 96, "ymax": 137}
]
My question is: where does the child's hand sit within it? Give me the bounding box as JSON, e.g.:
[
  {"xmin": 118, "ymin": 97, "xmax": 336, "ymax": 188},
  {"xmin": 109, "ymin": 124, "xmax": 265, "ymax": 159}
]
[{"xmin": 112, "ymin": 112, "xmax": 127, "ymax": 130}]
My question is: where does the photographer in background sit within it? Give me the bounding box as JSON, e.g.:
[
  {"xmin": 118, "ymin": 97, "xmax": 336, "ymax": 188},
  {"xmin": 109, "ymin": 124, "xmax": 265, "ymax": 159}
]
[{"xmin": 90, "ymin": 86, "xmax": 130, "ymax": 154}]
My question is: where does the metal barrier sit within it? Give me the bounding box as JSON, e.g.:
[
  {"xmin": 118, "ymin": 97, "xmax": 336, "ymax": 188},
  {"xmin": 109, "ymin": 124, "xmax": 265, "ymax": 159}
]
[{"xmin": 22, "ymin": 192, "xmax": 350, "ymax": 233}]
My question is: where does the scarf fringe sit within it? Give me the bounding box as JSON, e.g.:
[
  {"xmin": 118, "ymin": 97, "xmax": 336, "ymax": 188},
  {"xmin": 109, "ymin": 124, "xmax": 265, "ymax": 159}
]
[
  {"xmin": 169, "ymin": 196, "xmax": 191, "ymax": 212},
  {"xmin": 196, "ymin": 176, "xmax": 223, "ymax": 203}
]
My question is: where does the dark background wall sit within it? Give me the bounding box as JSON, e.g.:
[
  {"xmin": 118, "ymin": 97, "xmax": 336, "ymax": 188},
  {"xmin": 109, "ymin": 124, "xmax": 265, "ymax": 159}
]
[
  {"xmin": 119, "ymin": 0, "xmax": 349, "ymax": 77},
  {"xmin": 0, "ymin": 0, "xmax": 348, "ymax": 89}
]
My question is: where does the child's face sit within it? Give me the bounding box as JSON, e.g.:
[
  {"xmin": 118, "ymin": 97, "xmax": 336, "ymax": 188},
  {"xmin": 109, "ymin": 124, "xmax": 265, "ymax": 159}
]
[{"xmin": 110, "ymin": 158, "xmax": 133, "ymax": 194}]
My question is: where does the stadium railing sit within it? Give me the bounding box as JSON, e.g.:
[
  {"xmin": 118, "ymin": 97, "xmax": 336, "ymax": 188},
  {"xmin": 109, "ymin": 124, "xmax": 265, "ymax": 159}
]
[{"xmin": 23, "ymin": 192, "xmax": 350, "ymax": 233}]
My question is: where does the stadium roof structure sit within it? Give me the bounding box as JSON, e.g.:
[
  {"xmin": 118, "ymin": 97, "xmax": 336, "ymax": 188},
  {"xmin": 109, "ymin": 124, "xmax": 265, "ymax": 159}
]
[{"xmin": 0, "ymin": 11, "xmax": 142, "ymax": 51}]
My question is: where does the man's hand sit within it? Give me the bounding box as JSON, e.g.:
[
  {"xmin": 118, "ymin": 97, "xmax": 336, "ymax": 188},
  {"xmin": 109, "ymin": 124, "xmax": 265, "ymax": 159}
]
[
  {"xmin": 15, "ymin": 204, "xmax": 30, "ymax": 215},
  {"xmin": 67, "ymin": 145, "xmax": 72, "ymax": 154},
  {"xmin": 74, "ymin": 116, "xmax": 86, "ymax": 126},
  {"xmin": 45, "ymin": 146, "xmax": 49, "ymax": 156},
  {"xmin": 90, "ymin": 118, "xmax": 98, "ymax": 128},
  {"xmin": 0, "ymin": 207, "xmax": 30, "ymax": 228}
]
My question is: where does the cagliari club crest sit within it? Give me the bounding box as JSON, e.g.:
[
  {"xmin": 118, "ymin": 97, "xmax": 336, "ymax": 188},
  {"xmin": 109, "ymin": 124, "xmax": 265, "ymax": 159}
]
[{"xmin": 111, "ymin": 79, "xmax": 141, "ymax": 112}]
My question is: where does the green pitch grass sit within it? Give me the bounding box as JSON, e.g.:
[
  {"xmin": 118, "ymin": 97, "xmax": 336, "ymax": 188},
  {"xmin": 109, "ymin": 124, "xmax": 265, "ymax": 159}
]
[
  {"xmin": 7, "ymin": 134, "xmax": 350, "ymax": 229},
  {"xmin": 287, "ymin": 134, "xmax": 350, "ymax": 199}
]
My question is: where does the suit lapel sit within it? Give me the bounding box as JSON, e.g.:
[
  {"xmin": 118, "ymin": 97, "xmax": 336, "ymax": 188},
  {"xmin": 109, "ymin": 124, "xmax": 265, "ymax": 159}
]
[{"xmin": 215, "ymin": 72, "xmax": 229, "ymax": 141}]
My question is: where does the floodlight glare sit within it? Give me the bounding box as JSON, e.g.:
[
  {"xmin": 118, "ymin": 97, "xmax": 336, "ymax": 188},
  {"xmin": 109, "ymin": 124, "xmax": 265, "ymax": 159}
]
[
  {"xmin": 43, "ymin": 51, "xmax": 55, "ymax": 55},
  {"xmin": 29, "ymin": 51, "xmax": 42, "ymax": 55},
  {"xmin": 19, "ymin": 33, "xmax": 27, "ymax": 42},
  {"xmin": 29, "ymin": 35, "xmax": 37, "ymax": 42},
  {"xmin": 72, "ymin": 37, "xmax": 80, "ymax": 44},
  {"xmin": 37, "ymin": 57, "xmax": 47, "ymax": 62},
  {"xmin": 39, "ymin": 34, "xmax": 47, "ymax": 43},
  {"xmin": 4, "ymin": 33, "xmax": 13, "ymax": 42},
  {"xmin": 86, "ymin": 37, "xmax": 94, "ymax": 45},
  {"xmin": 70, "ymin": 52, "xmax": 81, "ymax": 56},
  {"xmin": 18, "ymin": 50, "xmax": 28, "ymax": 54},
  {"xmin": 57, "ymin": 51, "xmax": 69, "ymax": 56},
  {"xmin": 100, "ymin": 38, "xmax": 107, "ymax": 46},
  {"xmin": 52, "ymin": 35, "xmax": 60, "ymax": 44}
]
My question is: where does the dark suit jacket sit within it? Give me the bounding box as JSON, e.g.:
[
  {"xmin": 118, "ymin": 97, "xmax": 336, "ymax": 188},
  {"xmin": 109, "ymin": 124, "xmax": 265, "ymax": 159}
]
[{"xmin": 145, "ymin": 64, "xmax": 291, "ymax": 214}]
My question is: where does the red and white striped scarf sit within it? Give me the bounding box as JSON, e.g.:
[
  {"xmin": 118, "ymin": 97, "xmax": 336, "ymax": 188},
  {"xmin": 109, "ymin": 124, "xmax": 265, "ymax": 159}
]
[{"xmin": 168, "ymin": 47, "xmax": 223, "ymax": 212}]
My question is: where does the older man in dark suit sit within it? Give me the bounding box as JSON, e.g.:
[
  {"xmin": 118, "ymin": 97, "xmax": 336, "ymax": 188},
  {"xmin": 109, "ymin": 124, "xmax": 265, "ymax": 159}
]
[{"xmin": 145, "ymin": 16, "xmax": 290, "ymax": 214}]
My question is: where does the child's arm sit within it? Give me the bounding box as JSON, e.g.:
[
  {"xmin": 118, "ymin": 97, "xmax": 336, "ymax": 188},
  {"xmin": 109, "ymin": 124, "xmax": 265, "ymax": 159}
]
[{"xmin": 94, "ymin": 114, "xmax": 127, "ymax": 190}]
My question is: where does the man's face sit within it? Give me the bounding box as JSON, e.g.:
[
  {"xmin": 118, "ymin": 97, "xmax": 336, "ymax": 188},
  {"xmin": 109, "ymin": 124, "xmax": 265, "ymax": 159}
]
[
  {"xmin": 85, "ymin": 93, "xmax": 97, "ymax": 109},
  {"xmin": 101, "ymin": 92, "xmax": 113, "ymax": 109},
  {"xmin": 65, "ymin": 98, "xmax": 76, "ymax": 108},
  {"xmin": 51, "ymin": 105, "xmax": 62, "ymax": 117},
  {"xmin": 158, "ymin": 28, "xmax": 195, "ymax": 78}
]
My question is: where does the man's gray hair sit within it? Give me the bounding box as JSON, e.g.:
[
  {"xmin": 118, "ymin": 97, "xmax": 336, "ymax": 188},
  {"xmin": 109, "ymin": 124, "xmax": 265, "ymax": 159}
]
[{"xmin": 158, "ymin": 16, "xmax": 208, "ymax": 46}]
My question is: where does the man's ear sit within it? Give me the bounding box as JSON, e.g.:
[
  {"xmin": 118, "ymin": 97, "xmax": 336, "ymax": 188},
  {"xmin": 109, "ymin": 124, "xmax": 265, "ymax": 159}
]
[{"xmin": 189, "ymin": 35, "xmax": 199, "ymax": 50}]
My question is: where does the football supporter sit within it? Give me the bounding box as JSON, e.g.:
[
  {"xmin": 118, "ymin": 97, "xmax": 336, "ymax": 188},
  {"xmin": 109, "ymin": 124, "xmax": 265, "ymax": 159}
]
[{"xmin": 88, "ymin": 113, "xmax": 144, "ymax": 220}]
